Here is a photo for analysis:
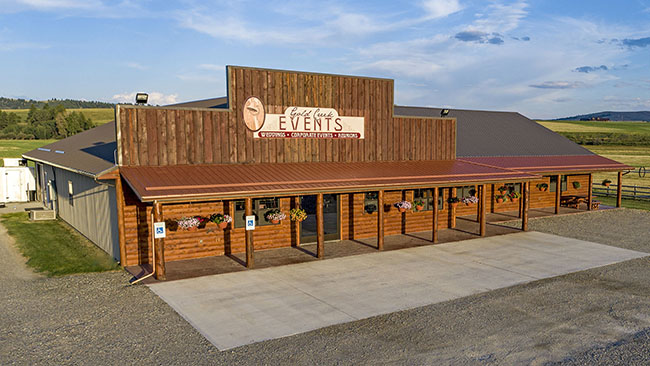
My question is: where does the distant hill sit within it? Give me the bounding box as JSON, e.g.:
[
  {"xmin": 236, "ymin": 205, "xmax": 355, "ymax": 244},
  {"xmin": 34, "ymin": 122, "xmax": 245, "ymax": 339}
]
[
  {"xmin": 557, "ymin": 111, "xmax": 650, "ymax": 122},
  {"xmin": 0, "ymin": 97, "xmax": 114, "ymax": 109}
]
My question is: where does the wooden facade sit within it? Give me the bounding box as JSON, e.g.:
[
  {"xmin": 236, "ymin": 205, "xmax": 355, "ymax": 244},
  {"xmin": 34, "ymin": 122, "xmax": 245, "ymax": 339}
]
[{"xmin": 116, "ymin": 67, "xmax": 455, "ymax": 167}]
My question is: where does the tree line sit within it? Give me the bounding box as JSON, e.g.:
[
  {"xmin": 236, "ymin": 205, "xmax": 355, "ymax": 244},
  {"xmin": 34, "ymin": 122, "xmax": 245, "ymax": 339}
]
[
  {"xmin": 0, "ymin": 97, "xmax": 114, "ymax": 109},
  {"xmin": 0, "ymin": 104, "xmax": 94, "ymax": 139}
]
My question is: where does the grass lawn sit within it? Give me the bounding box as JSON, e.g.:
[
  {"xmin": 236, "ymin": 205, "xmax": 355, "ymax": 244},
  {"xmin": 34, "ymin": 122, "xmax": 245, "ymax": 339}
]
[
  {"xmin": 582, "ymin": 145, "xmax": 650, "ymax": 187},
  {"xmin": 0, "ymin": 139, "xmax": 56, "ymax": 161},
  {"xmin": 5, "ymin": 108, "xmax": 115, "ymax": 125},
  {"xmin": 537, "ymin": 120, "xmax": 650, "ymax": 135},
  {"xmin": 594, "ymin": 196, "xmax": 650, "ymax": 211},
  {"xmin": 1, "ymin": 212, "xmax": 119, "ymax": 276}
]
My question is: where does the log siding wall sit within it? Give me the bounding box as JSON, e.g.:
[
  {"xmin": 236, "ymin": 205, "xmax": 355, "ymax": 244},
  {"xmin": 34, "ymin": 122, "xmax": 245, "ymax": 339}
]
[{"xmin": 123, "ymin": 174, "xmax": 591, "ymax": 266}]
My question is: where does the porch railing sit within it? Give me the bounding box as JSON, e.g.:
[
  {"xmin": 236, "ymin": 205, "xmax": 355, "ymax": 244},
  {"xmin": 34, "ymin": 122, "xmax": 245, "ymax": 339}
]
[{"xmin": 592, "ymin": 184, "xmax": 650, "ymax": 201}]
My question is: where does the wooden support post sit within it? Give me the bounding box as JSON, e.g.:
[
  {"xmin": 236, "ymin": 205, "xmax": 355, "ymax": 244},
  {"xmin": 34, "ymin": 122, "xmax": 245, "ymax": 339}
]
[
  {"xmin": 316, "ymin": 193, "xmax": 324, "ymax": 259},
  {"xmin": 432, "ymin": 188, "xmax": 439, "ymax": 243},
  {"xmin": 245, "ymin": 197, "xmax": 254, "ymax": 268},
  {"xmin": 587, "ymin": 173, "xmax": 594, "ymax": 211},
  {"xmin": 377, "ymin": 190, "xmax": 384, "ymax": 250},
  {"xmin": 450, "ymin": 187, "xmax": 457, "ymax": 228},
  {"xmin": 476, "ymin": 185, "xmax": 481, "ymax": 223},
  {"xmin": 518, "ymin": 185, "xmax": 523, "ymax": 218},
  {"xmin": 480, "ymin": 185, "xmax": 487, "ymax": 236},
  {"xmin": 617, "ymin": 171, "xmax": 622, "ymax": 208},
  {"xmin": 555, "ymin": 175, "xmax": 561, "ymax": 214},
  {"xmin": 522, "ymin": 182, "xmax": 529, "ymax": 231},
  {"xmin": 153, "ymin": 201, "xmax": 166, "ymax": 280},
  {"xmin": 115, "ymin": 176, "xmax": 127, "ymax": 267}
]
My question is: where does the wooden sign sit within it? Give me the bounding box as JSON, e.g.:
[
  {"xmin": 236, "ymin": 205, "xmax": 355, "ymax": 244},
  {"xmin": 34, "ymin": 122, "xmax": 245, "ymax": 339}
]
[{"xmin": 244, "ymin": 100, "xmax": 364, "ymax": 139}]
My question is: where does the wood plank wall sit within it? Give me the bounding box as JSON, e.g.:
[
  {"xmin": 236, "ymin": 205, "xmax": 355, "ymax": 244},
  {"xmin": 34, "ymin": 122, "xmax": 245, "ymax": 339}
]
[
  {"xmin": 117, "ymin": 66, "xmax": 456, "ymax": 166},
  {"xmin": 123, "ymin": 174, "xmax": 591, "ymax": 266}
]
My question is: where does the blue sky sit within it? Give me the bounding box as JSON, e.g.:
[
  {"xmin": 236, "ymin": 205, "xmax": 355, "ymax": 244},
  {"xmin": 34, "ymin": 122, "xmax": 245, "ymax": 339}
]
[{"xmin": 1, "ymin": 0, "xmax": 650, "ymax": 119}]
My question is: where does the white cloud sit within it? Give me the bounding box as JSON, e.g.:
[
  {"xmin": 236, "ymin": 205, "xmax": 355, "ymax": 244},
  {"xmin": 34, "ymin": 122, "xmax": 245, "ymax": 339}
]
[
  {"xmin": 15, "ymin": 0, "xmax": 102, "ymax": 9},
  {"xmin": 125, "ymin": 62, "xmax": 147, "ymax": 70},
  {"xmin": 421, "ymin": 0, "xmax": 463, "ymax": 19},
  {"xmin": 198, "ymin": 64, "xmax": 224, "ymax": 71},
  {"xmin": 111, "ymin": 92, "xmax": 178, "ymax": 106}
]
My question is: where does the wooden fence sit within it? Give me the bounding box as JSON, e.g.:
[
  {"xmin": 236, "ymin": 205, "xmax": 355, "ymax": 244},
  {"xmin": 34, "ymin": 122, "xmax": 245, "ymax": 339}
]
[{"xmin": 592, "ymin": 183, "xmax": 650, "ymax": 201}]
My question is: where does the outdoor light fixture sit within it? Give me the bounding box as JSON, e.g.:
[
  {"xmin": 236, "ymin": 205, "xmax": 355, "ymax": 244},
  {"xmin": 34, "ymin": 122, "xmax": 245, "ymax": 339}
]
[
  {"xmin": 440, "ymin": 109, "xmax": 450, "ymax": 116},
  {"xmin": 135, "ymin": 93, "xmax": 148, "ymax": 104}
]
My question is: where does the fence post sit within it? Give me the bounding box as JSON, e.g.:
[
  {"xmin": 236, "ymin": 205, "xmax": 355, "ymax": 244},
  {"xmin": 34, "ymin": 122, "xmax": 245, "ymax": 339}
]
[{"xmin": 634, "ymin": 185, "xmax": 637, "ymax": 200}]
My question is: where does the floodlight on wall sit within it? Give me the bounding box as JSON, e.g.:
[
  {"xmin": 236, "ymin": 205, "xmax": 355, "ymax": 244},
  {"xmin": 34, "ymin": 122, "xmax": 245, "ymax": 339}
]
[
  {"xmin": 135, "ymin": 93, "xmax": 148, "ymax": 104},
  {"xmin": 440, "ymin": 109, "xmax": 450, "ymax": 116}
]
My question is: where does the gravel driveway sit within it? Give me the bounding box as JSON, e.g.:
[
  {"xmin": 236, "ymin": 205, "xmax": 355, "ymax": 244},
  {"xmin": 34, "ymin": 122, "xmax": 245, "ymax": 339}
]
[{"xmin": 1, "ymin": 208, "xmax": 649, "ymax": 365}]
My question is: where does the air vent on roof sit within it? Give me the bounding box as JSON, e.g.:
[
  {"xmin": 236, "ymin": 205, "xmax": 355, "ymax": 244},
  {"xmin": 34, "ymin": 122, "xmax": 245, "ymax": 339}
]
[
  {"xmin": 55, "ymin": 150, "xmax": 64, "ymax": 154},
  {"xmin": 37, "ymin": 148, "xmax": 51, "ymax": 152}
]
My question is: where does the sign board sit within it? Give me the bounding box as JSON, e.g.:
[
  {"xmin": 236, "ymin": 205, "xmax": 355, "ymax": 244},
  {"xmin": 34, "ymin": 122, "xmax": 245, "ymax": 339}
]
[
  {"xmin": 153, "ymin": 222, "xmax": 166, "ymax": 239},
  {"xmin": 243, "ymin": 98, "xmax": 364, "ymax": 139},
  {"xmin": 245, "ymin": 215, "xmax": 256, "ymax": 231}
]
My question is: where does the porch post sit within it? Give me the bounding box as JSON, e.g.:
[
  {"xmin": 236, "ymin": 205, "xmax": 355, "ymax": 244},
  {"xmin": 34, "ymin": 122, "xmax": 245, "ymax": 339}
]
[
  {"xmin": 476, "ymin": 185, "xmax": 481, "ymax": 223},
  {"xmin": 115, "ymin": 176, "xmax": 127, "ymax": 267},
  {"xmin": 377, "ymin": 190, "xmax": 384, "ymax": 250},
  {"xmin": 555, "ymin": 175, "xmax": 561, "ymax": 214},
  {"xmin": 153, "ymin": 200, "xmax": 166, "ymax": 280},
  {"xmin": 245, "ymin": 197, "xmax": 254, "ymax": 268},
  {"xmin": 522, "ymin": 182, "xmax": 529, "ymax": 231},
  {"xmin": 450, "ymin": 187, "xmax": 457, "ymax": 228},
  {"xmin": 617, "ymin": 171, "xmax": 622, "ymax": 207},
  {"xmin": 480, "ymin": 184, "xmax": 487, "ymax": 236},
  {"xmin": 432, "ymin": 188, "xmax": 439, "ymax": 243},
  {"xmin": 316, "ymin": 193, "xmax": 324, "ymax": 259},
  {"xmin": 587, "ymin": 173, "xmax": 594, "ymax": 211}
]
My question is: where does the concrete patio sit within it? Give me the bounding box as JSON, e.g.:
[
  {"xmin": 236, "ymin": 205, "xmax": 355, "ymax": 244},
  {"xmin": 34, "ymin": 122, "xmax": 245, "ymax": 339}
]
[{"xmin": 148, "ymin": 230, "xmax": 647, "ymax": 350}]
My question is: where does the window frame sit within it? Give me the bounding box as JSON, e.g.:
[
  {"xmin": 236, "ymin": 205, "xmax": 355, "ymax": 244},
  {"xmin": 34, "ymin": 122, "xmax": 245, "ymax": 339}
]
[
  {"xmin": 413, "ymin": 188, "xmax": 445, "ymax": 211},
  {"xmin": 364, "ymin": 192, "xmax": 379, "ymax": 214},
  {"xmin": 233, "ymin": 197, "xmax": 280, "ymax": 228}
]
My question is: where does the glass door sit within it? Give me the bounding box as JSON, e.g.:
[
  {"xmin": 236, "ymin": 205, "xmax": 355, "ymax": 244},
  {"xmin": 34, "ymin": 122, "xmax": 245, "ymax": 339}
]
[{"xmin": 300, "ymin": 194, "xmax": 339, "ymax": 243}]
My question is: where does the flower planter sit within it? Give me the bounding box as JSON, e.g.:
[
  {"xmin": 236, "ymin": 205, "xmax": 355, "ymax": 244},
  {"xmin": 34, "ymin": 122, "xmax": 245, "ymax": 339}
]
[
  {"xmin": 496, "ymin": 198, "xmax": 504, "ymax": 203},
  {"xmin": 451, "ymin": 202, "xmax": 458, "ymax": 208},
  {"xmin": 398, "ymin": 207, "xmax": 407, "ymax": 213},
  {"xmin": 271, "ymin": 219, "xmax": 280, "ymax": 224},
  {"xmin": 415, "ymin": 205, "xmax": 424, "ymax": 211},
  {"xmin": 510, "ymin": 198, "xmax": 518, "ymax": 203},
  {"xmin": 603, "ymin": 183, "xmax": 610, "ymax": 187},
  {"xmin": 218, "ymin": 222, "xmax": 228, "ymax": 229},
  {"xmin": 188, "ymin": 226, "xmax": 198, "ymax": 232}
]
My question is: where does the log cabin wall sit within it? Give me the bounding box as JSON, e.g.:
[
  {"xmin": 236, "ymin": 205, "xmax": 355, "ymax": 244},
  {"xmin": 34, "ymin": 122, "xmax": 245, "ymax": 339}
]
[{"xmin": 116, "ymin": 66, "xmax": 456, "ymax": 167}]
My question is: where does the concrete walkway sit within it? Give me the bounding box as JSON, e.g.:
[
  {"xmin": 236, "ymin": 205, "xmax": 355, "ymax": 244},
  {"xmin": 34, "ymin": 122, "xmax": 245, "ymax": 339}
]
[{"xmin": 148, "ymin": 231, "xmax": 648, "ymax": 350}]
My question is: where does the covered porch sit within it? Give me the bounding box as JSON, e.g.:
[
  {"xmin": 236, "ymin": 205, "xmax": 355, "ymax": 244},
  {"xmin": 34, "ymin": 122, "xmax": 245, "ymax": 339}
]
[{"xmin": 126, "ymin": 205, "xmax": 598, "ymax": 283}]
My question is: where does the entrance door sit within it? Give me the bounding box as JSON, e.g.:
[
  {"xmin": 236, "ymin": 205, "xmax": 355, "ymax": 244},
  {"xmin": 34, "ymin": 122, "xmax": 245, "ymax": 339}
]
[
  {"xmin": 300, "ymin": 194, "xmax": 339, "ymax": 243},
  {"xmin": 5, "ymin": 170, "xmax": 22, "ymax": 202}
]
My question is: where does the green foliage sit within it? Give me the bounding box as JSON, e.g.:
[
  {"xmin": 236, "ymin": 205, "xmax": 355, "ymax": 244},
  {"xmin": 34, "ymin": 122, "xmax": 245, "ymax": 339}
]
[
  {"xmin": 0, "ymin": 213, "xmax": 119, "ymax": 276},
  {"xmin": 0, "ymin": 139, "xmax": 56, "ymax": 160},
  {"xmin": 559, "ymin": 132, "xmax": 650, "ymax": 146},
  {"xmin": 0, "ymin": 96, "xmax": 114, "ymax": 109},
  {"xmin": 0, "ymin": 103, "xmax": 95, "ymax": 139}
]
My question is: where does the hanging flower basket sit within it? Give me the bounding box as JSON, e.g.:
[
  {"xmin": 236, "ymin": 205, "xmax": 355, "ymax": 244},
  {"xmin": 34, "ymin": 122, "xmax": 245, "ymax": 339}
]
[
  {"xmin": 413, "ymin": 199, "xmax": 424, "ymax": 211},
  {"xmin": 177, "ymin": 216, "xmax": 201, "ymax": 231},
  {"xmin": 537, "ymin": 183, "xmax": 548, "ymax": 192},
  {"xmin": 572, "ymin": 181, "xmax": 581, "ymax": 189},
  {"xmin": 509, "ymin": 191, "xmax": 521, "ymax": 203},
  {"xmin": 265, "ymin": 209, "xmax": 286, "ymax": 224},
  {"xmin": 210, "ymin": 213, "xmax": 232, "ymax": 230},
  {"xmin": 462, "ymin": 196, "xmax": 478, "ymax": 206},
  {"xmin": 394, "ymin": 200, "xmax": 412, "ymax": 212},
  {"xmin": 448, "ymin": 197, "xmax": 460, "ymax": 208},
  {"xmin": 290, "ymin": 208, "xmax": 307, "ymax": 222},
  {"xmin": 495, "ymin": 194, "xmax": 507, "ymax": 204},
  {"xmin": 602, "ymin": 179, "xmax": 612, "ymax": 187}
]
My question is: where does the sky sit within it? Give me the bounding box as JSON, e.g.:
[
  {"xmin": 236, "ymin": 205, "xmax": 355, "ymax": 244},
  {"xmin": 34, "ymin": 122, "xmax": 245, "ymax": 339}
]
[{"xmin": 1, "ymin": 0, "xmax": 650, "ymax": 119}]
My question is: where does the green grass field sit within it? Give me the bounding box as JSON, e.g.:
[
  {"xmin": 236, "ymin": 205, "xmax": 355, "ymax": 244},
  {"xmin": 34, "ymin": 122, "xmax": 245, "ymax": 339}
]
[
  {"xmin": 0, "ymin": 212, "xmax": 119, "ymax": 276},
  {"xmin": 2, "ymin": 108, "xmax": 115, "ymax": 125},
  {"xmin": 0, "ymin": 139, "xmax": 56, "ymax": 160},
  {"xmin": 538, "ymin": 120, "xmax": 650, "ymax": 134}
]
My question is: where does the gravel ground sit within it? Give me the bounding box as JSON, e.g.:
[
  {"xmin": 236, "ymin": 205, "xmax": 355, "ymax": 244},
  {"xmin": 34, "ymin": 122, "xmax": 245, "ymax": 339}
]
[{"xmin": 1, "ymin": 208, "xmax": 649, "ymax": 365}]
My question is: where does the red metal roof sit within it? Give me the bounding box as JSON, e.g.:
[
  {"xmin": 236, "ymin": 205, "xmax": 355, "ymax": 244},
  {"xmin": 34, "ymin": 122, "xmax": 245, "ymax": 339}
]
[
  {"xmin": 459, "ymin": 155, "xmax": 632, "ymax": 173},
  {"xmin": 120, "ymin": 160, "xmax": 539, "ymax": 202}
]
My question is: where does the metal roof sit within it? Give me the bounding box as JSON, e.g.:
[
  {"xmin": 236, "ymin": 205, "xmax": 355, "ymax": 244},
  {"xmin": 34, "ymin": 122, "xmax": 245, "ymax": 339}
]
[
  {"xmin": 394, "ymin": 106, "xmax": 594, "ymax": 157},
  {"xmin": 459, "ymin": 155, "xmax": 632, "ymax": 174},
  {"xmin": 120, "ymin": 160, "xmax": 540, "ymax": 202},
  {"xmin": 166, "ymin": 97, "xmax": 228, "ymax": 109},
  {"xmin": 23, "ymin": 121, "xmax": 117, "ymax": 177}
]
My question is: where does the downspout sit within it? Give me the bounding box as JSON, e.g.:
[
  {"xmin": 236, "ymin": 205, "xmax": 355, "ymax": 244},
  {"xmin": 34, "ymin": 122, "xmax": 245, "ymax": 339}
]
[{"xmin": 129, "ymin": 211, "xmax": 156, "ymax": 285}]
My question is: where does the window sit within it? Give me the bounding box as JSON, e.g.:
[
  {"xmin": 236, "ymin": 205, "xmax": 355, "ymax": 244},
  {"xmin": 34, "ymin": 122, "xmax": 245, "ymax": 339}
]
[
  {"xmin": 561, "ymin": 175, "xmax": 567, "ymax": 192},
  {"xmin": 233, "ymin": 198, "xmax": 280, "ymax": 228},
  {"xmin": 457, "ymin": 185, "xmax": 477, "ymax": 199},
  {"xmin": 413, "ymin": 188, "xmax": 444, "ymax": 211},
  {"xmin": 549, "ymin": 176, "xmax": 558, "ymax": 192},
  {"xmin": 67, "ymin": 180, "xmax": 74, "ymax": 206},
  {"xmin": 503, "ymin": 183, "xmax": 521, "ymax": 194},
  {"xmin": 364, "ymin": 192, "xmax": 378, "ymax": 214}
]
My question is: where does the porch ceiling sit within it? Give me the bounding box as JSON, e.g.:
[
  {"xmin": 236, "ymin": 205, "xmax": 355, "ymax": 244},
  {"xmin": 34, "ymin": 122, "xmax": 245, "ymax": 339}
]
[{"xmin": 120, "ymin": 160, "xmax": 539, "ymax": 202}]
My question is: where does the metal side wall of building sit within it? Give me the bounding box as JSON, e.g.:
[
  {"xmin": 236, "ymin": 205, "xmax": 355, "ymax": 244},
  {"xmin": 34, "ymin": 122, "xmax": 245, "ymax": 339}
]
[{"xmin": 44, "ymin": 166, "xmax": 120, "ymax": 261}]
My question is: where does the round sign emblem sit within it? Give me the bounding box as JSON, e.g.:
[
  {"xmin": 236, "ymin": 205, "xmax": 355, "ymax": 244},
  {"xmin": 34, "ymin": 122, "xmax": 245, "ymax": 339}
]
[{"xmin": 243, "ymin": 96, "xmax": 265, "ymax": 132}]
